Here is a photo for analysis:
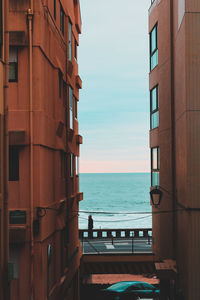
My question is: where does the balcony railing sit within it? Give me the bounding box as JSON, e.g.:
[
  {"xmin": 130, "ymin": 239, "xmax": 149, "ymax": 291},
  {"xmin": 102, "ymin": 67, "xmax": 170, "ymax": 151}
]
[{"xmin": 79, "ymin": 228, "xmax": 152, "ymax": 239}]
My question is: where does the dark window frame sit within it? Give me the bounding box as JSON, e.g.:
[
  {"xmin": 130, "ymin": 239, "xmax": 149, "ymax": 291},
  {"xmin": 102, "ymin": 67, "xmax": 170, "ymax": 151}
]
[
  {"xmin": 151, "ymin": 147, "xmax": 159, "ymax": 187},
  {"xmin": 68, "ymin": 19, "xmax": 72, "ymax": 61},
  {"xmin": 69, "ymin": 86, "xmax": 73, "ymax": 129},
  {"xmin": 9, "ymin": 47, "xmax": 18, "ymax": 82},
  {"xmin": 150, "ymin": 24, "xmax": 158, "ymax": 71},
  {"xmin": 74, "ymin": 97, "xmax": 78, "ymax": 119},
  {"xmin": 75, "ymin": 156, "xmax": 79, "ymax": 176},
  {"xmin": 70, "ymin": 153, "xmax": 73, "ymax": 178},
  {"xmin": 74, "ymin": 38, "xmax": 77, "ymax": 60},
  {"xmin": 53, "ymin": 0, "xmax": 56, "ymax": 20},
  {"xmin": 9, "ymin": 146, "xmax": 19, "ymax": 181},
  {"xmin": 150, "ymin": 85, "xmax": 159, "ymax": 130},
  {"xmin": 60, "ymin": 5, "xmax": 64, "ymax": 35}
]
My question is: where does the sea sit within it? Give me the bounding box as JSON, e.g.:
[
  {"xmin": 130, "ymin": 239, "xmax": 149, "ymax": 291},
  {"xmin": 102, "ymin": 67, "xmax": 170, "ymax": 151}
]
[{"xmin": 79, "ymin": 173, "xmax": 152, "ymax": 230}]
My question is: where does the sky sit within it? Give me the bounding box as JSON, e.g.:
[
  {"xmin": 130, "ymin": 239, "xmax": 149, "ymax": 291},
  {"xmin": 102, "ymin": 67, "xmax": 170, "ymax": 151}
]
[{"xmin": 78, "ymin": 0, "xmax": 151, "ymax": 173}]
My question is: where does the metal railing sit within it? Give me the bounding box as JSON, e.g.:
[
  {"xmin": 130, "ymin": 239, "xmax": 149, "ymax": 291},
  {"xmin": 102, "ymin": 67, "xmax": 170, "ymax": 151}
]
[{"xmin": 79, "ymin": 228, "xmax": 152, "ymax": 239}]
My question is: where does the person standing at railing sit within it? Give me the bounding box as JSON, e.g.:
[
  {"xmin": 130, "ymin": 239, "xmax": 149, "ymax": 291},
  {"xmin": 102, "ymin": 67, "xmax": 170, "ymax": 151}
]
[{"xmin": 88, "ymin": 215, "xmax": 93, "ymax": 239}]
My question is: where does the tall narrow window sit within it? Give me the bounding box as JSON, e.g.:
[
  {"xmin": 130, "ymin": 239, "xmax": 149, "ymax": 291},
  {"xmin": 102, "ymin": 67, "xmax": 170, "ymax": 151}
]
[
  {"xmin": 69, "ymin": 86, "xmax": 73, "ymax": 129},
  {"xmin": 150, "ymin": 24, "xmax": 158, "ymax": 71},
  {"xmin": 75, "ymin": 156, "xmax": 79, "ymax": 176},
  {"xmin": 75, "ymin": 97, "xmax": 78, "ymax": 119},
  {"xmin": 150, "ymin": 85, "xmax": 159, "ymax": 129},
  {"xmin": 74, "ymin": 39, "xmax": 77, "ymax": 60},
  {"xmin": 9, "ymin": 47, "xmax": 18, "ymax": 82},
  {"xmin": 151, "ymin": 147, "xmax": 159, "ymax": 186},
  {"xmin": 68, "ymin": 20, "xmax": 72, "ymax": 61},
  {"xmin": 60, "ymin": 5, "xmax": 64, "ymax": 35},
  {"xmin": 53, "ymin": 0, "xmax": 56, "ymax": 20},
  {"xmin": 70, "ymin": 153, "xmax": 73, "ymax": 177},
  {"xmin": 9, "ymin": 146, "xmax": 19, "ymax": 181}
]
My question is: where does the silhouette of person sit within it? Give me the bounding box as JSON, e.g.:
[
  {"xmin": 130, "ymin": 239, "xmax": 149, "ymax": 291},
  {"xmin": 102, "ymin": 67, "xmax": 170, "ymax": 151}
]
[{"xmin": 88, "ymin": 215, "xmax": 93, "ymax": 239}]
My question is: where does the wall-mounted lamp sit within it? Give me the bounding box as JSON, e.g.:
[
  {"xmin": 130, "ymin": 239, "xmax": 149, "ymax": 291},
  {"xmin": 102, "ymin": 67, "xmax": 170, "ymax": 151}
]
[{"xmin": 150, "ymin": 186, "xmax": 163, "ymax": 207}]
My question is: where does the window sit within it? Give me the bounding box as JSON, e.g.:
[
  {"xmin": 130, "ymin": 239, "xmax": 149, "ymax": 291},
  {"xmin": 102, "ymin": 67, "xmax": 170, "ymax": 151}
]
[
  {"xmin": 70, "ymin": 153, "xmax": 73, "ymax": 177},
  {"xmin": 58, "ymin": 70, "xmax": 62, "ymax": 98},
  {"xmin": 68, "ymin": 20, "xmax": 72, "ymax": 61},
  {"xmin": 9, "ymin": 47, "xmax": 18, "ymax": 82},
  {"xmin": 150, "ymin": 85, "xmax": 159, "ymax": 129},
  {"xmin": 9, "ymin": 146, "xmax": 19, "ymax": 181},
  {"xmin": 74, "ymin": 39, "xmax": 77, "ymax": 60},
  {"xmin": 75, "ymin": 156, "xmax": 79, "ymax": 175},
  {"xmin": 69, "ymin": 86, "xmax": 73, "ymax": 129},
  {"xmin": 150, "ymin": 24, "xmax": 158, "ymax": 71},
  {"xmin": 151, "ymin": 147, "xmax": 159, "ymax": 186},
  {"xmin": 60, "ymin": 5, "xmax": 64, "ymax": 35},
  {"xmin": 53, "ymin": 0, "xmax": 56, "ymax": 20},
  {"xmin": 75, "ymin": 97, "xmax": 78, "ymax": 119}
]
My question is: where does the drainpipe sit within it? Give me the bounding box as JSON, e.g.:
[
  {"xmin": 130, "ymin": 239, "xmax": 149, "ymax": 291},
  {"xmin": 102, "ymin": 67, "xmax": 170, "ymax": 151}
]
[
  {"xmin": 27, "ymin": 4, "xmax": 34, "ymax": 299},
  {"xmin": 3, "ymin": 0, "xmax": 9, "ymax": 298},
  {"xmin": 169, "ymin": 0, "xmax": 176, "ymax": 261}
]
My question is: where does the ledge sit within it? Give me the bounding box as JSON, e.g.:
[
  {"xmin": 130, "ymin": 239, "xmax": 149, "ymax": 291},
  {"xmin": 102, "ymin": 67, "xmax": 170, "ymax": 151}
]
[
  {"xmin": 76, "ymin": 75, "xmax": 82, "ymax": 89},
  {"xmin": 77, "ymin": 192, "xmax": 83, "ymax": 202},
  {"xmin": 76, "ymin": 134, "xmax": 83, "ymax": 144}
]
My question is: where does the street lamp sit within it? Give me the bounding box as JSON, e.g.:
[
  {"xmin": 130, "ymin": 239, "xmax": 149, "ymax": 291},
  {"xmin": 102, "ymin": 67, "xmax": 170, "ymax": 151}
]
[{"xmin": 150, "ymin": 186, "xmax": 163, "ymax": 207}]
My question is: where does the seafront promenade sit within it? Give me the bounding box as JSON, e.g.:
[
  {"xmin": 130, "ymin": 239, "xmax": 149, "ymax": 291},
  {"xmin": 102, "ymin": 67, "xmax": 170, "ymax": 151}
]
[{"xmin": 79, "ymin": 228, "xmax": 152, "ymax": 254}]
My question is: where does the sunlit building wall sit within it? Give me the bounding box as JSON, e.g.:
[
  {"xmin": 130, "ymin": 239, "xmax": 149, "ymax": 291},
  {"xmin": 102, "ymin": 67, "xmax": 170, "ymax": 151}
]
[
  {"xmin": 149, "ymin": 0, "xmax": 200, "ymax": 298},
  {"xmin": 3, "ymin": 0, "xmax": 83, "ymax": 299}
]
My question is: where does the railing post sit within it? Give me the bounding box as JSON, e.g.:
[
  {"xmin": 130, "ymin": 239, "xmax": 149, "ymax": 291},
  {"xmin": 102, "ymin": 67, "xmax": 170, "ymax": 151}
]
[
  {"xmin": 134, "ymin": 229, "xmax": 139, "ymax": 238},
  {"xmin": 131, "ymin": 232, "xmax": 134, "ymax": 253},
  {"xmin": 125, "ymin": 230, "xmax": 130, "ymax": 238},
  {"xmin": 107, "ymin": 230, "xmax": 112, "ymax": 238},
  {"xmin": 97, "ymin": 230, "xmax": 102, "ymax": 238},
  {"xmin": 116, "ymin": 230, "xmax": 121, "ymax": 238}
]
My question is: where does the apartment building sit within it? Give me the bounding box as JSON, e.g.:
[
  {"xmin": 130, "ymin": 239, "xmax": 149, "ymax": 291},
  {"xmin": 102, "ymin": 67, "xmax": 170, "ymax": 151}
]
[
  {"xmin": 0, "ymin": 0, "xmax": 83, "ymax": 299},
  {"xmin": 149, "ymin": 0, "xmax": 200, "ymax": 299}
]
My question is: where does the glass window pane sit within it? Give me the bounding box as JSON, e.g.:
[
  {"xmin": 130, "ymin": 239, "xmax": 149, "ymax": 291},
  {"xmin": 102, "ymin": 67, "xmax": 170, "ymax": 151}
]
[
  {"xmin": 151, "ymin": 26, "xmax": 157, "ymax": 53},
  {"xmin": 76, "ymin": 156, "xmax": 79, "ymax": 175},
  {"xmin": 152, "ymin": 148, "xmax": 158, "ymax": 170},
  {"xmin": 9, "ymin": 63, "xmax": 17, "ymax": 82},
  {"xmin": 69, "ymin": 87, "xmax": 73, "ymax": 129},
  {"xmin": 151, "ymin": 50, "xmax": 158, "ymax": 70},
  {"xmin": 9, "ymin": 146, "xmax": 19, "ymax": 181},
  {"xmin": 70, "ymin": 154, "xmax": 73, "ymax": 177},
  {"xmin": 152, "ymin": 172, "xmax": 159, "ymax": 186},
  {"xmin": 10, "ymin": 47, "xmax": 17, "ymax": 63},
  {"xmin": 151, "ymin": 111, "xmax": 159, "ymax": 129},
  {"xmin": 69, "ymin": 20, "xmax": 72, "ymax": 61},
  {"xmin": 60, "ymin": 6, "xmax": 64, "ymax": 35},
  {"xmin": 151, "ymin": 87, "xmax": 157, "ymax": 111}
]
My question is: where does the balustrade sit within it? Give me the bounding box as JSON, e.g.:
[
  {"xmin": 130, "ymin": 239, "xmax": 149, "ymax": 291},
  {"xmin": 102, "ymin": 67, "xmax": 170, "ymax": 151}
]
[{"xmin": 79, "ymin": 228, "xmax": 152, "ymax": 240}]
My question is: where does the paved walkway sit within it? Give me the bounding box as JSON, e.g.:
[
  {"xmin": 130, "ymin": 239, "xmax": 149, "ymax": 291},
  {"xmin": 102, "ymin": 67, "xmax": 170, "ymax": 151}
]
[{"xmin": 81, "ymin": 237, "xmax": 152, "ymax": 254}]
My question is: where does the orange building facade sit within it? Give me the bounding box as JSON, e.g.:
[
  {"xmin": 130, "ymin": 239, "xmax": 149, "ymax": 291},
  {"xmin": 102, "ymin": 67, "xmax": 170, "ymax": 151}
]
[
  {"xmin": 0, "ymin": 0, "xmax": 83, "ymax": 299},
  {"xmin": 149, "ymin": 0, "xmax": 200, "ymax": 299}
]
